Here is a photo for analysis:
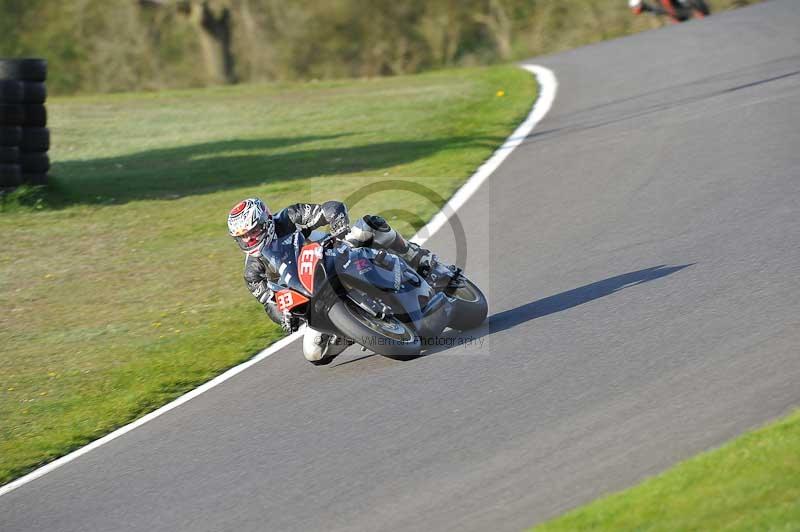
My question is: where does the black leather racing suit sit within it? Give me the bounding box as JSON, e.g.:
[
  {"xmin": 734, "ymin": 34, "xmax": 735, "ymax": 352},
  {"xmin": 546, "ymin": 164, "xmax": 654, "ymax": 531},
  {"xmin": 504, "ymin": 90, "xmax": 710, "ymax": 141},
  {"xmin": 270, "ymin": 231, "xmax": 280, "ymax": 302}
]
[{"xmin": 244, "ymin": 201, "xmax": 350, "ymax": 325}]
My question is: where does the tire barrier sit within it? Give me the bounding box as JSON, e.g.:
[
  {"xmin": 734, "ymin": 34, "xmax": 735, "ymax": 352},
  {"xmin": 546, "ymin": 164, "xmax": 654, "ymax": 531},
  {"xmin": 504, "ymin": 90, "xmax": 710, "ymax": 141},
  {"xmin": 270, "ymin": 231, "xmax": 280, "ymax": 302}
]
[
  {"xmin": 0, "ymin": 104, "xmax": 25, "ymax": 126},
  {"xmin": 20, "ymin": 152, "xmax": 50, "ymax": 173},
  {"xmin": 22, "ymin": 104, "xmax": 47, "ymax": 128},
  {"xmin": 0, "ymin": 145, "xmax": 20, "ymax": 164},
  {"xmin": 21, "ymin": 82, "xmax": 47, "ymax": 105},
  {"xmin": 0, "ymin": 58, "xmax": 48, "ymax": 189},
  {"xmin": 20, "ymin": 128, "xmax": 50, "ymax": 152},
  {"xmin": 0, "ymin": 164, "xmax": 22, "ymax": 187},
  {"xmin": 0, "ymin": 126, "xmax": 23, "ymax": 146},
  {"xmin": 0, "ymin": 59, "xmax": 47, "ymax": 82},
  {"xmin": 0, "ymin": 80, "xmax": 24, "ymax": 103},
  {"xmin": 23, "ymin": 173, "xmax": 49, "ymax": 186}
]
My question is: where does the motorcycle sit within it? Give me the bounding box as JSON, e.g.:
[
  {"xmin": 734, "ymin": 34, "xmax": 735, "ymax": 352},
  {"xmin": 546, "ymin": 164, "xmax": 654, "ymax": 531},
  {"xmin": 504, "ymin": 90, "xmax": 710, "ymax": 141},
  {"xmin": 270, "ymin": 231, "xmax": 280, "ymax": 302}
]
[
  {"xmin": 629, "ymin": 0, "xmax": 710, "ymax": 22},
  {"xmin": 266, "ymin": 231, "xmax": 488, "ymax": 361}
]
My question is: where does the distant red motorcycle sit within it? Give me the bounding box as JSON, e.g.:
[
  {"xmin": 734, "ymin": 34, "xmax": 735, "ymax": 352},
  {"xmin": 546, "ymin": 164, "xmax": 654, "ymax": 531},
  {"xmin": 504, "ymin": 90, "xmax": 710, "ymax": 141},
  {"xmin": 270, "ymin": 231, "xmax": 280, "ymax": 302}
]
[{"xmin": 629, "ymin": 0, "xmax": 710, "ymax": 23}]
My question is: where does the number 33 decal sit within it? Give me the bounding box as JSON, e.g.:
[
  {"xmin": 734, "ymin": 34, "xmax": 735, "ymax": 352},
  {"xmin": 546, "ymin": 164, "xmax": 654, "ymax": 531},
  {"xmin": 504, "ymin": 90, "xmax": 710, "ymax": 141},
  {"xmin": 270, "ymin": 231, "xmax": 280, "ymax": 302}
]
[{"xmin": 276, "ymin": 289, "xmax": 309, "ymax": 312}]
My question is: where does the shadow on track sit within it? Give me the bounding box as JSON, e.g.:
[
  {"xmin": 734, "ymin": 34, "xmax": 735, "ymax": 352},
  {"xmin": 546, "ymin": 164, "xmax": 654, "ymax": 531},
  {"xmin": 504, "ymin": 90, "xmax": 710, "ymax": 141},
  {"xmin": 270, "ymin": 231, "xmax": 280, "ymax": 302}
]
[
  {"xmin": 329, "ymin": 264, "xmax": 692, "ymax": 365},
  {"xmin": 423, "ymin": 263, "xmax": 694, "ymax": 356},
  {"xmin": 331, "ymin": 352, "xmax": 376, "ymax": 368}
]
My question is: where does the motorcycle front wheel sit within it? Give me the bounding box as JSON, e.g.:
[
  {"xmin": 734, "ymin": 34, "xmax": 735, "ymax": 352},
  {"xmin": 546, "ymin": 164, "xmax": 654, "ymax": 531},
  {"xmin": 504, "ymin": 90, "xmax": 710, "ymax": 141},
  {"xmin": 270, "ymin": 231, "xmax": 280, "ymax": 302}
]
[
  {"xmin": 328, "ymin": 299, "xmax": 422, "ymax": 358},
  {"xmin": 448, "ymin": 278, "xmax": 488, "ymax": 331}
]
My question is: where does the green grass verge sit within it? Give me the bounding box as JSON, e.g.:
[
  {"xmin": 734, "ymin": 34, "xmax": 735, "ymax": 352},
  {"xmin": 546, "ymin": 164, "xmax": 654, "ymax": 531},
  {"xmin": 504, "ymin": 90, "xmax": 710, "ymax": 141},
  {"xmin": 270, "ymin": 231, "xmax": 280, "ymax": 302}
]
[
  {"xmin": 535, "ymin": 409, "xmax": 800, "ymax": 531},
  {"xmin": 0, "ymin": 65, "xmax": 537, "ymax": 485}
]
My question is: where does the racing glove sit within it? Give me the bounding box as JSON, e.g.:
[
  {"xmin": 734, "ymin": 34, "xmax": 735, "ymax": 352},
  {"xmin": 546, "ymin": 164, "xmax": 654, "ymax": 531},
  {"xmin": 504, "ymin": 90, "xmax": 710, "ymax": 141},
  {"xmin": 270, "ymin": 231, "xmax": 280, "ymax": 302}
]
[
  {"xmin": 256, "ymin": 286, "xmax": 274, "ymax": 306},
  {"xmin": 329, "ymin": 211, "xmax": 350, "ymax": 239},
  {"xmin": 280, "ymin": 313, "xmax": 300, "ymax": 333}
]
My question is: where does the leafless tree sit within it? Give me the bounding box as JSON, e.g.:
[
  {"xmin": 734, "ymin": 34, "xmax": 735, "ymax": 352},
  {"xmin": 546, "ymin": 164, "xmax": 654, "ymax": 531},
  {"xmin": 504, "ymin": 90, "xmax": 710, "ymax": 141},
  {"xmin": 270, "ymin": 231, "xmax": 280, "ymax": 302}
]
[
  {"xmin": 472, "ymin": 0, "xmax": 513, "ymax": 60},
  {"xmin": 139, "ymin": 0, "xmax": 237, "ymax": 84}
]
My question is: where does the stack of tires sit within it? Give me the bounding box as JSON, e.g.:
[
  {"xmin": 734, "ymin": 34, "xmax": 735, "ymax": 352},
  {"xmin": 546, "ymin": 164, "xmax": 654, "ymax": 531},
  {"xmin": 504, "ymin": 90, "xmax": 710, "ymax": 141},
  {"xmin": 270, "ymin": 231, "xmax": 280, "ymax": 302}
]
[{"xmin": 0, "ymin": 59, "xmax": 49, "ymax": 189}]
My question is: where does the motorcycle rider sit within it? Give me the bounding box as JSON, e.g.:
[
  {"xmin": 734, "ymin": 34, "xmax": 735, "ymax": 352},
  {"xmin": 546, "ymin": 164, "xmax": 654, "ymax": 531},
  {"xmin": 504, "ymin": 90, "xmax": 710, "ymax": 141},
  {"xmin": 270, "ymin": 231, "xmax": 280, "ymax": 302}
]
[
  {"xmin": 628, "ymin": 0, "xmax": 709, "ymax": 22},
  {"xmin": 227, "ymin": 197, "xmax": 432, "ymax": 364}
]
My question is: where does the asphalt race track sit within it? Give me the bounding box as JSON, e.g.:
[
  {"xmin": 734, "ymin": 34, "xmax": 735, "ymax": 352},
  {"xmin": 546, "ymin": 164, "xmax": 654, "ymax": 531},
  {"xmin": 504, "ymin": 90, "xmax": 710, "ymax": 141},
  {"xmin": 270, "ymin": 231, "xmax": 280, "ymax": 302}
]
[{"xmin": 2, "ymin": 2, "xmax": 799, "ymax": 531}]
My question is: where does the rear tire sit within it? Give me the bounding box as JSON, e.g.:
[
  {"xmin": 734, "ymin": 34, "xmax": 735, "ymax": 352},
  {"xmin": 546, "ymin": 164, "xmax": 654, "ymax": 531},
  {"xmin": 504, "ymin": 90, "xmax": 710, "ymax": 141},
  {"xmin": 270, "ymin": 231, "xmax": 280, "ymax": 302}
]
[
  {"xmin": 328, "ymin": 299, "xmax": 421, "ymax": 358},
  {"xmin": 448, "ymin": 278, "xmax": 488, "ymax": 331}
]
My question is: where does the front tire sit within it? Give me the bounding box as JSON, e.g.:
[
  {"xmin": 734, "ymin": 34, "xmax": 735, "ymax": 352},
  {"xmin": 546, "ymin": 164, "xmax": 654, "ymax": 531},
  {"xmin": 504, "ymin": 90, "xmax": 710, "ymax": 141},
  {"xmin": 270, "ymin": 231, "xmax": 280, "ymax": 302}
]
[
  {"xmin": 448, "ymin": 278, "xmax": 488, "ymax": 331},
  {"xmin": 328, "ymin": 299, "xmax": 421, "ymax": 359}
]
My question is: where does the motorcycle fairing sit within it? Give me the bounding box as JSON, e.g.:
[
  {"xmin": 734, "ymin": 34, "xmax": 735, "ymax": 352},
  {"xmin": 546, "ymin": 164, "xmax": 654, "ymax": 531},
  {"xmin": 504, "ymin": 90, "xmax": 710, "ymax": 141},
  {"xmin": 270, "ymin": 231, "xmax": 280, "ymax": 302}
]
[
  {"xmin": 275, "ymin": 288, "xmax": 310, "ymax": 313},
  {"xmin": 268, "ymin": 230, "xmax": 455, "ymax": 341},
  {"xmin": 298, "ymin": 242, "xmax": 322, "ymax": 293}
]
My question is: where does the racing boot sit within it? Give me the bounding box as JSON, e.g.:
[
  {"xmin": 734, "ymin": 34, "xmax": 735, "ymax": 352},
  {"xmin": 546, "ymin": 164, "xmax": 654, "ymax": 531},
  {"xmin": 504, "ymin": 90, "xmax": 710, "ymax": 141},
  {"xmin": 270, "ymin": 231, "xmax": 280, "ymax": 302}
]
[
  {"xmin": 346, "ymin": 215, "xmax": 433, "ymax": 276},
  {"xmin": 304, "ymin": 329, "xmax": 349, "ymax": 366},
  {"xmin": 399, "ymin": 241, "xmax": 434, "ymax": 278}
]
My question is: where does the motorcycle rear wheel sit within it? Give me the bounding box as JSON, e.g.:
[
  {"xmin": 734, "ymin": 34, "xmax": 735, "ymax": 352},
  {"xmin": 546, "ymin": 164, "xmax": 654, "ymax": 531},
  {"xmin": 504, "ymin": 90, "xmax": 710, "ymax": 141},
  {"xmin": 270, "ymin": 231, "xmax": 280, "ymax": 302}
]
[
  {"xmin": 448, "ymin": 278, "xmax": 488, "ymax": 331},
  {"xmin": 328, "ymin": 299, "xmax": 422, "ymax": 358}
]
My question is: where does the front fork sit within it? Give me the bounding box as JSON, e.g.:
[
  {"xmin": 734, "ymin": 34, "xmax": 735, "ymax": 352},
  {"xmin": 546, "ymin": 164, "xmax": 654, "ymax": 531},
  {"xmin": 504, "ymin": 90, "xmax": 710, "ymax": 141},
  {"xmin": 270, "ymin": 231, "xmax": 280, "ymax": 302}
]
[{"xmin": 425, "ymin": 260, "xmax": 466, "ymax": 296}]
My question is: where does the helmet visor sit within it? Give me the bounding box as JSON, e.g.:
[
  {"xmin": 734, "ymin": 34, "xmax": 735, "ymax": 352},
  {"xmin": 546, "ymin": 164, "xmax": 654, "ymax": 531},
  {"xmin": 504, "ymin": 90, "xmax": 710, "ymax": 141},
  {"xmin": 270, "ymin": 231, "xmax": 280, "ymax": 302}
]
[
  {"xmin": 241, "ymin": 226, "xmax": 264, "ymax": 248},
  {"xmin": 234, "ymin": 218, "xmax": 274, "ymax": 253}
]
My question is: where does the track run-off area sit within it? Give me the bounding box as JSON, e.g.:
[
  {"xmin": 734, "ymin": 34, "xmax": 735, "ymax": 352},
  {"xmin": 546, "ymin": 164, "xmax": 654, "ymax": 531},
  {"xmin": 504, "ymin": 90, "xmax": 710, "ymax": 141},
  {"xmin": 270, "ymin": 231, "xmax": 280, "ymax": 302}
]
[{"xmin": 2, "ymin": 1, "xmax": 799, "ymax": 530}]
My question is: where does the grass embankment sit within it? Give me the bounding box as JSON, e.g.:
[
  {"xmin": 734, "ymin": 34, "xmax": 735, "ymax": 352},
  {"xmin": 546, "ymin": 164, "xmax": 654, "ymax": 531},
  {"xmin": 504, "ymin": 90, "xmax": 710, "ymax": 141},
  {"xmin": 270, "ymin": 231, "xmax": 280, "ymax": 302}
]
[
  {"xmin": 0, "ymin": 66, "xmax": 537, "ymax": 485},
  {"xmin": 535, "ymin": 409, "xmax": 800, "ymax": 531}
]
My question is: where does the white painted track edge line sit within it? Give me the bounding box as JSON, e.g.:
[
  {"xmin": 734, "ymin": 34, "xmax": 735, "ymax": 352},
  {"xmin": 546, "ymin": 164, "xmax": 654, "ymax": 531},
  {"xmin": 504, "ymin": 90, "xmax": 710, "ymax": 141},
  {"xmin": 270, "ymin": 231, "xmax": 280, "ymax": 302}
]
[
  {"xmin": 0, "ymin": 64, "xmax": 557, "ymax": 498},
  {"xmin": 0, "ymin": 331, "xmax": 303, "ymax": 497}
]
